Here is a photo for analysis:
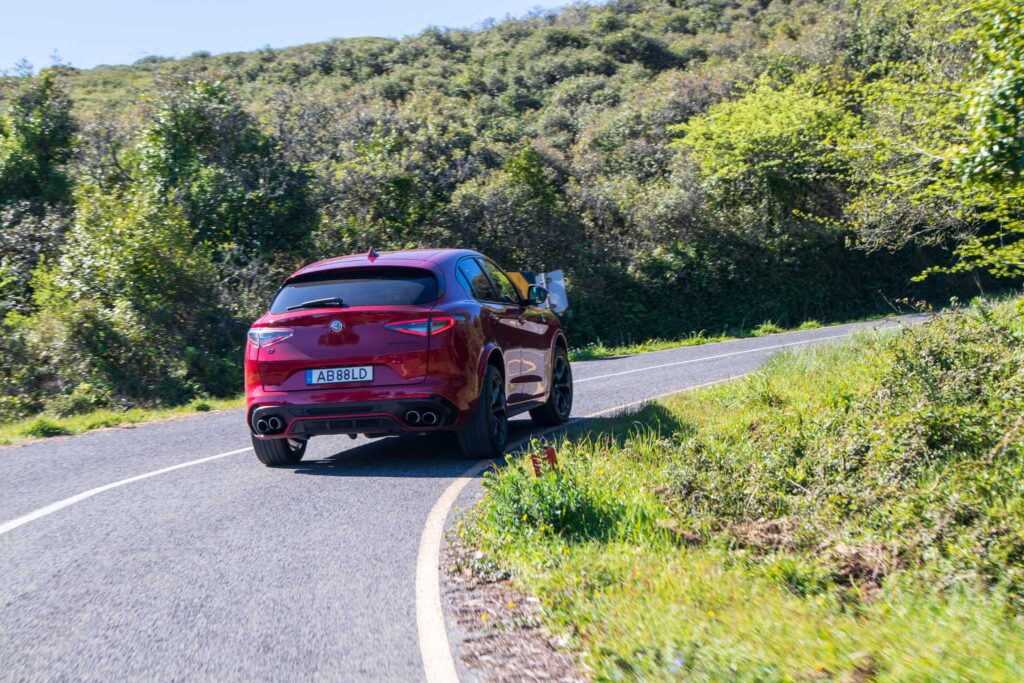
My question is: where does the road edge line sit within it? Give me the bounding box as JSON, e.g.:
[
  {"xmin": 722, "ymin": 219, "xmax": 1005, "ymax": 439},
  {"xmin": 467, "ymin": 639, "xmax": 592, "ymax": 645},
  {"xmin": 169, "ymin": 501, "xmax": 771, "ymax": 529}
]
[{"xmin": 415, "ymin": 459, "xmax": 490, "ymax": 683}]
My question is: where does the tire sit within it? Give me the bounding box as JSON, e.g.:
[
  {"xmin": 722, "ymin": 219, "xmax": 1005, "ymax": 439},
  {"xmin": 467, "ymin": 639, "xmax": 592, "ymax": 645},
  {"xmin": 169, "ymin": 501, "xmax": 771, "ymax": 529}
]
[
  {"xmin": 530, "ymin": 346, "xmax": 573, "ymax": 427},
  {"xmin": 457, "ymin": 364, "xmax": 509, "ymax": 459},
  {"xmin": 252, "ymin": 435, "xmax": 307, "ymax": 467}
]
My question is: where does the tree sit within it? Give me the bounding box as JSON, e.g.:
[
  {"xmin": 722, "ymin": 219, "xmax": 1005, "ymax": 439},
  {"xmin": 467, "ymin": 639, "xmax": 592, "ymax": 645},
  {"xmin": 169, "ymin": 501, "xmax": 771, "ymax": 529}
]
[
  {"xmin": 672, "ymin": 74, "xmax": 859, "ymax": 218},
  {"xmin": 137, "ymin": 79, "xmax": 315, "ymax": 257},
  {"xmin": 842, "ymin": 0, "xmax": 1023, "ymax": 279},
  {"xmin": 949, "ymin": 0, "xmax": 1024, "ymax": 277},
  {"xmin": 442, "ymin": 145, "xmax": 580, "ymax": 269},
  {"xmin": 32, "ymin": 182, "xmax": 238, "ymax": 402},
  {"xmin": 0, "ymin": 72, "xmax": 75, "ymax": 206}
]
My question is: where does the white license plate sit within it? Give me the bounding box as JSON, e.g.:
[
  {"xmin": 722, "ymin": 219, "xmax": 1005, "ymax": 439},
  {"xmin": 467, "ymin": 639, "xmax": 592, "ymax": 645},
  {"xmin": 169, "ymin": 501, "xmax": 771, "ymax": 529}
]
[{"xmin": 305, "ymin": 366, "xmax": 374, "ymax": 385}]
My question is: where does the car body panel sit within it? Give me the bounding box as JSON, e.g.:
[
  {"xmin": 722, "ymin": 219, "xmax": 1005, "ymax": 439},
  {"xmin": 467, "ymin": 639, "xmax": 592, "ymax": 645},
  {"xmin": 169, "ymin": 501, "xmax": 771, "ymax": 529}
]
[
  {"xmin": 245, "ymin": 248, "xmax": 568, "ymax": 439},
  {"xmin": 254, "ymin": 306, "xmax": 433, "ymax": 391}
]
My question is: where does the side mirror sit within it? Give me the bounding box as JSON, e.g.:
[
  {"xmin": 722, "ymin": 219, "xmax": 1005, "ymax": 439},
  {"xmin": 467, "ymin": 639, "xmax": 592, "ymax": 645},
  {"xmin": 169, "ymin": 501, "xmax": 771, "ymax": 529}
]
[{"xmin": 526, "ymin": 284, "xmax": 548, "ymax": 306}]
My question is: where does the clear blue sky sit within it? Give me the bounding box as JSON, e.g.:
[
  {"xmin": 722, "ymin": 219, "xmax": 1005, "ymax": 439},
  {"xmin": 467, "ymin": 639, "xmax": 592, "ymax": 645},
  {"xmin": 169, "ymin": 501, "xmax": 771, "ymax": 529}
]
[{"xmin": 2, "ymin": 0, "xmax": 566, "ymax": 72}]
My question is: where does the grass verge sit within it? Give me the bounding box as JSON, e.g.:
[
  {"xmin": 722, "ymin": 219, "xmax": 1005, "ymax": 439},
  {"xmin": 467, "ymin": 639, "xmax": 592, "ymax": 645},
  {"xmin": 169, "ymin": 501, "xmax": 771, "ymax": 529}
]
[
  {"xmin": 0, "ymin": 396, "xmax": 244, "ymax": 447},
  {"xmin": 465, "ymin": 297, "xmax": 1024, "ymax": 680},
  {"xmin": 568, "ymin": 316, "xmax": 833, "ymax": 361}
]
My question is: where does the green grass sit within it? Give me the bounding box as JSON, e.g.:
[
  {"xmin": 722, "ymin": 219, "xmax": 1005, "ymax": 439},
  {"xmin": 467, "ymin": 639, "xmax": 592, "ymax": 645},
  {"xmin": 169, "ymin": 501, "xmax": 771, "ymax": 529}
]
[
  {"xmin": 0, "ymin": 396, "xmax": 243, "ymax": 447},
  {"xmin": 751, "ymin": 320, "xmax": 786, "ymax": 336},
  {"xmin": 465, "ymin": 298, "xmax": 1024, "ymax": 681}
]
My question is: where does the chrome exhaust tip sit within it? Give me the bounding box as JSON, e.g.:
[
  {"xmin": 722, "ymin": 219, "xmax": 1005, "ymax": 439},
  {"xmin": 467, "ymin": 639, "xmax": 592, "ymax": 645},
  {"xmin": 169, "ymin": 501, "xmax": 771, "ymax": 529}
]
[
  {"xmin": 421, "ymin": 411, "xmax": 438, "ymax": 426},
  {"xmin": 267, "ymin": 416, "xmax": 284, "ymax": 432},
  {"xmin": 254, "ymin": 418, "xmax": 269, "ymax": 434},
  {"xmin": 405, "ymin": 410, "xmax": 421, "ymax": 425}
]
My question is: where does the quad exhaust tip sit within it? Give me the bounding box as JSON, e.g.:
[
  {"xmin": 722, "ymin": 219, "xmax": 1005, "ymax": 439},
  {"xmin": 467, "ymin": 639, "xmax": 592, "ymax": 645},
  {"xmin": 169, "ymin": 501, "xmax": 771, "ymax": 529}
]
[
  {"xmin": 405, "ymin": 410, "xmax": 438, "ymax": 426},
  {"xmin": 254, "ymin": 415, "xmax": 285, "ymax": 434}
]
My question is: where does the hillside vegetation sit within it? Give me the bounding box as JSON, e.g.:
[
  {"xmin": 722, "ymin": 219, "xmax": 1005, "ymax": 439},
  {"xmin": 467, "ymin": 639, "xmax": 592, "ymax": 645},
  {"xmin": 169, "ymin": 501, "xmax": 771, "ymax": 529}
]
[
  {"xmin": 1, "ymin": 0, "xmax": 1021, "ymax": 419},
  {"xmin": 467, "ymin": 298, "xmax": 1024, "ymax": 680}
]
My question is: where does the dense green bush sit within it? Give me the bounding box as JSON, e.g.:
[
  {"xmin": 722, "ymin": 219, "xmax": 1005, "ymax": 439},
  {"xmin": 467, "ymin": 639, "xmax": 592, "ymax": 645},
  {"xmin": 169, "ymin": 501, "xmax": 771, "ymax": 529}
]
[
  {"xmin": 0, "ymin": 73, "xmax": 74, "ymax": 207},
  {"xmin": 137, "ymin": 80, "xmax": 315, "ymax": 256},
  {"xmin": 30, "ymin": 183, "xmax": 240, "ymax": 404},
  {"xmin": 482, "ymin": 298, "xmax": 1024, "ymax": 595}
]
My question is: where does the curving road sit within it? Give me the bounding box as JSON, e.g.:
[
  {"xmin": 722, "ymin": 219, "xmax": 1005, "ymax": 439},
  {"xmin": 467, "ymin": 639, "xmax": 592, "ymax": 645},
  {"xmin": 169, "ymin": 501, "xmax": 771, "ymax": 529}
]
[{"xmin": 0, "ymin": 317, "xmax": 921, "ymax": 681}]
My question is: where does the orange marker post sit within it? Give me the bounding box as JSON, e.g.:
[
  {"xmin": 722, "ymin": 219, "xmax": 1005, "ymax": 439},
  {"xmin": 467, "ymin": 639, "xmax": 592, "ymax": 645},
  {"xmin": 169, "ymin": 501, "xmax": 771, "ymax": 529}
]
[{"xmin": 529, "ymin": 451, "xmax": 543, "ymax": 477}]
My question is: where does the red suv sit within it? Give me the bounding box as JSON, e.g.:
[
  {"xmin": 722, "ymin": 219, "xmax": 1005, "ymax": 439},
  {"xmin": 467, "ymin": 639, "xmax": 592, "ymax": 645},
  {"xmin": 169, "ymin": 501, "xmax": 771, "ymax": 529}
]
[{"xmin": 244, "ymin": 248, "xmax": 573, "ymax": 466}]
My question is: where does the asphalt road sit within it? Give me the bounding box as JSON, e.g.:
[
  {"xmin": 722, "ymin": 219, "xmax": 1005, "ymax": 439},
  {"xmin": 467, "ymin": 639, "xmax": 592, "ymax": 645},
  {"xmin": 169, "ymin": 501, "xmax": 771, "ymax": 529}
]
[{"xmin": 0, "ymin": 317, "xmax": 922, "ymax": 681}]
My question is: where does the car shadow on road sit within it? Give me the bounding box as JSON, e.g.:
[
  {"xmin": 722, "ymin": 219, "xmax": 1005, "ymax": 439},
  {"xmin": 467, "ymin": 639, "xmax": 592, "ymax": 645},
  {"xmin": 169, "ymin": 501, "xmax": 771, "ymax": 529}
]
[
  {"xmin": 287, "ymin": 420, "xmax": 540, "ymax": 479},
  {"xmin": 288, "ymin": 403, "xmax": 688, "ymax": 478}
]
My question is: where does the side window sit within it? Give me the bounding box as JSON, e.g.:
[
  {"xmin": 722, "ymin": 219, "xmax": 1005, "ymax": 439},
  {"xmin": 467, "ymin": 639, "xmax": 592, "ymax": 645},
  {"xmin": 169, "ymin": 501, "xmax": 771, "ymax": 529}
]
[
  {"xmin": 480, "ymin": 259, "xmax": 521, "ymax": 304},
  {"xmin": 457, "ymin": 259, "xmax": 499, "ymax": 301}
]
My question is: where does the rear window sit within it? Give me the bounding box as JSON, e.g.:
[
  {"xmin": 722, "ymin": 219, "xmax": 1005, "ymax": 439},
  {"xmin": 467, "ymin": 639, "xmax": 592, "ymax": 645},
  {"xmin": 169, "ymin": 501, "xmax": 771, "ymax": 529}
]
[{"xmin": 270, "ymin": 267, "xmax": 438, "ymax": 313}]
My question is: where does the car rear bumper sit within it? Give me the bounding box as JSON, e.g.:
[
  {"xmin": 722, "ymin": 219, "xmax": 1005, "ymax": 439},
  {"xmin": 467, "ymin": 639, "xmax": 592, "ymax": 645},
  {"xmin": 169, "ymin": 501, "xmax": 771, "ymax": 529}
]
[
  {"xmin": 249, "ymin": 396, "xmax": 459, "ymax": 438},
  {"xmin": 245, "ymin": 372, "xmax": 474, "ymax": 440}
]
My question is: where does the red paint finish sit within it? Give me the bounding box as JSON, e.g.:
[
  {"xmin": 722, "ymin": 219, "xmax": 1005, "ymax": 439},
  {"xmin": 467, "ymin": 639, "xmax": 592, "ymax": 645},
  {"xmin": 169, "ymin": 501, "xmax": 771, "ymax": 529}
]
[{"xmin": 244, "ymin": 249, "xmax": 567, "ymax": 439}]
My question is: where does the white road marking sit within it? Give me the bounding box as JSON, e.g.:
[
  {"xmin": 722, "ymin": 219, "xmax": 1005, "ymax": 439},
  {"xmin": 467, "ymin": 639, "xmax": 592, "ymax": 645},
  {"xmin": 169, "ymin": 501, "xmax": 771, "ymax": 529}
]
[
  {"xmin": 414, "ymin": 374, "xmax": 748, "ymax": 683},
  {"xmin": 415, "ymin": 459, "xmax": 491, "ymax": 683},
  {"xmin": 572, "ymin": 333, "xmax": 848, "ymax": 384},
  {"xmin": 0, "ymin": 447, "xmax": 252, "ymax": 537}
]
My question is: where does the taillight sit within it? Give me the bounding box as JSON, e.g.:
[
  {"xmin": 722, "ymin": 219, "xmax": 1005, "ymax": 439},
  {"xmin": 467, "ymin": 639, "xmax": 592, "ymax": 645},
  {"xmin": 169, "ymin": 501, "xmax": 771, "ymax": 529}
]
[
  {"xmin": 247, "ymin": 327, "xmax": 293, "ymax": 347},
  {"xmin": 384, "ymin": 317, "xmax": 456, "ymax": 337}
]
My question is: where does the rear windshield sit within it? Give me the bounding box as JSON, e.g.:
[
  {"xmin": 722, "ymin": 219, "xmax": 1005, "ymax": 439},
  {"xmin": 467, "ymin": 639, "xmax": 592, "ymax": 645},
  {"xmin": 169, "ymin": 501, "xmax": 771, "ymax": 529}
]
[{"xmin": 270, "ymin": 267, "xmax": 438, "ymax": 313}]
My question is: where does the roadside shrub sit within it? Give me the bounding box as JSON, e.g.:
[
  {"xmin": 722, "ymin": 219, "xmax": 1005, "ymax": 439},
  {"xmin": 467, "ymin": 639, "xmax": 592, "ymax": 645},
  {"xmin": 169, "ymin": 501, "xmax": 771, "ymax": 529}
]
[
  {"xmin": 483, "ymin": 450, "xmax": 630, "ymax": 543},
  {"xmin": 28, "ymin": 184, "xmax": 240, "ymax": 405},
  {"xmin": 0, "ymin": 314, "xmax": 50, "ymax": 420},
  {"xmin": 20, "ymin": 417, "xmax": 71, "ymax": 438},
  {"xmin": 751, "ymin": 321, "xmax": 785, "ymax": 336},
  {"xmin": 662, "ymin": 299, "xmax": 1024, "ymax": 597},
  {"xmin": 45, "ymin": 382, "xmax": 110, "ymax": 417}
]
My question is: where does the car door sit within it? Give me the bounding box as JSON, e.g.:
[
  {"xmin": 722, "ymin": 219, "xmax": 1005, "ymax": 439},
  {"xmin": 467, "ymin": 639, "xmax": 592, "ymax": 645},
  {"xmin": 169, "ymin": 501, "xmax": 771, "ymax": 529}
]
[
  {"xmin": 456, "ymin": 257, "xmax": 523, "ymax": 403},
  {"xmin": 477, "ymin": 258, "xmax": 539, "ymax": 406},
  {"xmin": 515, "ymin": 302, "xmax": 555, "ymax": 401},
  {"xmin": 485, "ymin": 262, "xmax": 553, "ymax": 401}
]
